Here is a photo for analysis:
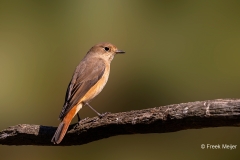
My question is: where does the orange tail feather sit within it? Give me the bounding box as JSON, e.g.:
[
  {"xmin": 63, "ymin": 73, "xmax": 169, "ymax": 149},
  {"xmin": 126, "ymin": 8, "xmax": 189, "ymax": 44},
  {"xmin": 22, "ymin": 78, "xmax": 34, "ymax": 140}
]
[{"xmin": 51, "ymin": 105, "xmax": 78, "ymax": 144}]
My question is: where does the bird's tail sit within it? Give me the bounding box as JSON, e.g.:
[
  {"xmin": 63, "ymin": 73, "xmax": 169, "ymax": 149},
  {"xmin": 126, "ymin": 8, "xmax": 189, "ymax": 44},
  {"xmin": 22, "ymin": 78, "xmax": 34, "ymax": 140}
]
[{"xmin": 51, "ymin": 104, "xmax": 81, "ymax": 144}]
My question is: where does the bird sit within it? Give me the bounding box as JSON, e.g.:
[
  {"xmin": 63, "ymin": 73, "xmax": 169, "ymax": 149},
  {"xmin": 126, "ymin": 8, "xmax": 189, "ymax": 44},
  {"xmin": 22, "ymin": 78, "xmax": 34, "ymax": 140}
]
[{"xmin": 51, "ymin": 42, "xmax": 125, "ymax": 144}]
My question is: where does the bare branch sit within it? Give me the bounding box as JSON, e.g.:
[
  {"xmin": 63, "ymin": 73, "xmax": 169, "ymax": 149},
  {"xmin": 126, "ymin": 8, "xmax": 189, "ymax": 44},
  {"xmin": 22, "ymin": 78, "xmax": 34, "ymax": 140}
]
[{"xmin": 1, "ymin": 99, "xmax": 240, "ymax": 146}]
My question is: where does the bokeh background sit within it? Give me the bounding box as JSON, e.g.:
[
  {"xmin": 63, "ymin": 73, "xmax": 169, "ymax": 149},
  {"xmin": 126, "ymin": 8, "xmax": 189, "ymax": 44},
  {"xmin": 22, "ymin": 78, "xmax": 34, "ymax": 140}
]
[{"xmin": 1, "ymin": 0, "xmax": 240, "ymax": 159}]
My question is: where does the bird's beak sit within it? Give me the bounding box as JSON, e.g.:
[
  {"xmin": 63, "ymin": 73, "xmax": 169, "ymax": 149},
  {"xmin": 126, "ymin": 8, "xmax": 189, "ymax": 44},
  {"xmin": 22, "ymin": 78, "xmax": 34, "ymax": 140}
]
[{"xmin": 115, "ymin": 49, "xmax": 125, "ymax": 54}]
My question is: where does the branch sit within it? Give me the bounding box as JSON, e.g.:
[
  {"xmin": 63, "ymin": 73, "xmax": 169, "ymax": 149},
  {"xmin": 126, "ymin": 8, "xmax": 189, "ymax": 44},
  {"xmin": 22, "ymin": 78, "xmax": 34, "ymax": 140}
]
[{"xmin": 1, "ymin": 98, "xmax": 240, "ymax": 146}]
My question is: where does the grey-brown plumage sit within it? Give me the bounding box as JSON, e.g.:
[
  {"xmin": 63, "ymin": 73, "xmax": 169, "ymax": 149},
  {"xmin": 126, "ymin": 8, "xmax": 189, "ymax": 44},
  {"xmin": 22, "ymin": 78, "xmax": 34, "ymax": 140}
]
[
  {"xmin": 52, "ymin": 42, "xmax": 125, "ymax": 144},
  {"xmin": 59, "ymin": 57, "xmax": 106, "ymax": 120}
]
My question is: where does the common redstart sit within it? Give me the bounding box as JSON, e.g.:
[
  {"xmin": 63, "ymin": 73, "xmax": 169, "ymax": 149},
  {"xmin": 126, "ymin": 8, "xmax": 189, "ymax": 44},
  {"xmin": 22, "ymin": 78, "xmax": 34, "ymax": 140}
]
[{"xmin": 51, "ymin": 42, "xmax": 125, "ymax": 144}]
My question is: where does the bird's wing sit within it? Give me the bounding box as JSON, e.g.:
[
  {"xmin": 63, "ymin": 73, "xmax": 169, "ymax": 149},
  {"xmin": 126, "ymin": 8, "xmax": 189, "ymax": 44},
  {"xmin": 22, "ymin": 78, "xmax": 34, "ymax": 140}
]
[{"xmin": 58, "ymin": 57, "xmax": 105, "ymax": 120}]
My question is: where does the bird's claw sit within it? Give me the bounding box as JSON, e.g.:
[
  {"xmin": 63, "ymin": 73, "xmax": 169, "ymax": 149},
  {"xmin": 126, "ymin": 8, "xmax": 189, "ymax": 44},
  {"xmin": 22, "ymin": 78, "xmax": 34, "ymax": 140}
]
[{"xmin": 98, "ymin": 112, "xmax": 110, "ymax": 118}]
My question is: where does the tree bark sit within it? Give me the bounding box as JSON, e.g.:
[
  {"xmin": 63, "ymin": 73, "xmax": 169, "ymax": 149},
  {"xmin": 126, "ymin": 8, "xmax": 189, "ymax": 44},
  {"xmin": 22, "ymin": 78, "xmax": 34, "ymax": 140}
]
[{"xmin": 0, "ymin": 98, "xmax": 240, "ymax": 146}]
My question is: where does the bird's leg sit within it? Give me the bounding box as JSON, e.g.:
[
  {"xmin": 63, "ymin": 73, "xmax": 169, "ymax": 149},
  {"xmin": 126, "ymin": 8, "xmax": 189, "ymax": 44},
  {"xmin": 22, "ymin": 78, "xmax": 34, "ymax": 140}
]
[
  {"xmin": 73, "ymin": 113, "xmax": 81, "ymax": 129},
  {"xmin": 85, "ymin": 103, "xmax": 101, "ymax": 117},
  {"xmin": 77, "ymin": 113, "xmax": 81, "ymax": 122},
  {"xmin": 85, "ymin": 102, "xmax": 108, "ymax": 118}
]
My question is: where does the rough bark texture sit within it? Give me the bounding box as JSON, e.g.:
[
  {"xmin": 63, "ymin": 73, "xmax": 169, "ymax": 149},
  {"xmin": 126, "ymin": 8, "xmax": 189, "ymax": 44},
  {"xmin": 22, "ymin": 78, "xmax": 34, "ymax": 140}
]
[{"xmin": 0, "ymin": 99, "xmax": 240, "ymax": 146}]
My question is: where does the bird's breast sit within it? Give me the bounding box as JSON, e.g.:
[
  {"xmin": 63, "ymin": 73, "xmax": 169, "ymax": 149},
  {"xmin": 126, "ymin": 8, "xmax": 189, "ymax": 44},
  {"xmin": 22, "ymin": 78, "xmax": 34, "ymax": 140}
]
[{"xmin": 81, "ymin": 63, "xmax": 110, "ymax": 103}]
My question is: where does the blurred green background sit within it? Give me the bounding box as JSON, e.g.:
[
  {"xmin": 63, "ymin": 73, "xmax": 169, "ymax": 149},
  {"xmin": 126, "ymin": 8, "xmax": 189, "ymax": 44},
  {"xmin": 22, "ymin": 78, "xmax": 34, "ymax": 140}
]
[{"xmin": 1, "ymin": 0, "xmax": 240, "ymax": 159}]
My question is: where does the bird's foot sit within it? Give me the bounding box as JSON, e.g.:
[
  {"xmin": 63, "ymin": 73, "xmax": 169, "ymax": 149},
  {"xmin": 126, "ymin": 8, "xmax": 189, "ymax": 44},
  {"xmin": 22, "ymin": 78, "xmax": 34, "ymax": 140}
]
[
  {"xmin": 98, "ymin": 112, "xmax": 111, "ymax": 118},
  {"xmin": 74, "ymin": 117, "xmax": 89, "ymax": 129}
]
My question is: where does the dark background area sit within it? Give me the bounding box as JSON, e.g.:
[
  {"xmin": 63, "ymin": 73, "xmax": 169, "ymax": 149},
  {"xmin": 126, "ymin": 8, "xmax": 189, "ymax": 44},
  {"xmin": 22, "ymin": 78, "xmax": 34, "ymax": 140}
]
[{"xmin": 0, "ymin": 0, "xmax": 240, "ymax": 159}]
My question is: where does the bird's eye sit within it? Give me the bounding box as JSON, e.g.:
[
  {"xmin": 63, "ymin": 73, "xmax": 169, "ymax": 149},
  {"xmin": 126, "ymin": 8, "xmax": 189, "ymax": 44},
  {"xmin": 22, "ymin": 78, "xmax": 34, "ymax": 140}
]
[{"xmin": 104, "ymin": 47, "xmax": 110, "ymax": 51}]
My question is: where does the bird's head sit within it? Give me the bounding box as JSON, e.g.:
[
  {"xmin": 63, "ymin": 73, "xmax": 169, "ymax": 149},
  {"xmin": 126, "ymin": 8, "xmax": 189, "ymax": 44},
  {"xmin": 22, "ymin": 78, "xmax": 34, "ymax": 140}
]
[{"xmin": 87, "ymin": 42, "xmax": 125, "ymax": 62}]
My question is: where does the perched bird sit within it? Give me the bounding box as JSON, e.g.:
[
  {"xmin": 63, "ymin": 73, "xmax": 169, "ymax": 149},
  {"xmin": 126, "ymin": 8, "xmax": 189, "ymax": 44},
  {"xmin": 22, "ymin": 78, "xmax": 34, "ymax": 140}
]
[{"xmin": 51, "ymin": 42, "xmax": 125, "ymax": 144}]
